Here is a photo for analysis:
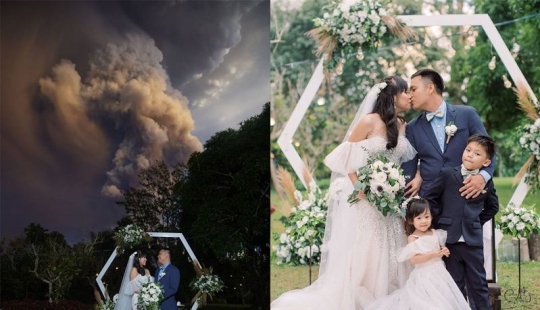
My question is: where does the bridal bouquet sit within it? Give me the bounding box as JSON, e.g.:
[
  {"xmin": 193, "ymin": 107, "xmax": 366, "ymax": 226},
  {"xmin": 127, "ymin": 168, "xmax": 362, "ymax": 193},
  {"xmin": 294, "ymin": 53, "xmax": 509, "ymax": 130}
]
[
  {"xmin": 114, "ymin": 224, "xmax": 150, "ymax": 253},
  {"xmin": 137, "ymin": 282, "xmax": 164, "ymax": 310},
  {"xmin": 497, "ymin": 203, "xmax": 540, "ymax": 238},
  {"xmin": 347, "ymin": 154, "xmax": 407, "ymax": 217}
]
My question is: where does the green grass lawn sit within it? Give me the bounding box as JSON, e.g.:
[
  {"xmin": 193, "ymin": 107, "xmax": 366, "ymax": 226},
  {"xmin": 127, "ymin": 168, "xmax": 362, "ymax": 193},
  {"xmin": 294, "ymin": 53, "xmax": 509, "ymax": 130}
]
[{"xmin": 271, "ymin": 177, "xmax": 540, "ymax": 309}]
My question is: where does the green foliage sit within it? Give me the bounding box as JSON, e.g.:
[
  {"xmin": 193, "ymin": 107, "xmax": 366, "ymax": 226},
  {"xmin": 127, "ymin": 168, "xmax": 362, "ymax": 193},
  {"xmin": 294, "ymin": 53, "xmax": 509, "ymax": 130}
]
[
  {"xmin": 180, "ymin": 103, "xmax": 270, "ymax": 307},
  {"xmin": 274, "ymin": 185, "xmax": 327, "ymax": 266},
  {"xmin": 450, "ymin": 0, "xmax": 540, "ymax": 176}
]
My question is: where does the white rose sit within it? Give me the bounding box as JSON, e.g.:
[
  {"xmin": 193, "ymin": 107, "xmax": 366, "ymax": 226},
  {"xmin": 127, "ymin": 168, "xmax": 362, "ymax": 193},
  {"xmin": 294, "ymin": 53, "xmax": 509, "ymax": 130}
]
[
  {"xmin": 373, "ymin": 172, "xmax": 388, "ymax": 183},
  {"xmin": 390, "ymin": 182, "xmax": 401, "ymax": 193},
  {"xmin": 298, "ymin": 201, "xmax": 310, "ymax": 211},
  {"xmin": 372, "ymin": 160, "xmax": 384, "ymax": 170},
  {"xmin": 508, "ymin": 221, "xmax": 515, "ymax": 228},
  {"xmin": 516, "ymin": 222, "xmax": 525, "ymax": 231},
  {"xmin": 311, "ymin": 244, "xmax": 320, "ymax": 253},
  {"xmin": 369, "ymin": 12, "xmax": 380, "ymax": 25},
  {"xmin": 306, "ymin": 229, "xmax": 315, "ymax": 237},
  {"xmin": 500, "ymin": 215, "xmax": 508, "ymax": 222},
  {"xmin": 389, "ymin": 168, "xmax": 400, "ymax": 180},
  {"xmin": 297, "ymin": 247, "xmax": 306, "ymax": 258},
  {"xmin": 519, "ymin": 137, "xmax": 527, "ymax": 146},
  {"xmin": 398, "ymin": 175, "xmax": 406, "ymax": 187},
  {"xmin": 296, "ymin": 221, "xmax": 304, "ymax": 228},
  {"xmin": 280, "ymin": 233, "xmax": 288, "ymax": 243}
]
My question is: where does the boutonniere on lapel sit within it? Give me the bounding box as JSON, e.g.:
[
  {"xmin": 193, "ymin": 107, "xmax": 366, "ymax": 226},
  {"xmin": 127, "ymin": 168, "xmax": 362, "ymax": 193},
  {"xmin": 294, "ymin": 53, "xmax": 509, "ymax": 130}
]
[
  {"xmin": 159, "ymin": 272, "xmax": 166, "ymax": 280},
  {"xmin": 445, "ymin": 121, "xmax": 457, "ymax": 144}
]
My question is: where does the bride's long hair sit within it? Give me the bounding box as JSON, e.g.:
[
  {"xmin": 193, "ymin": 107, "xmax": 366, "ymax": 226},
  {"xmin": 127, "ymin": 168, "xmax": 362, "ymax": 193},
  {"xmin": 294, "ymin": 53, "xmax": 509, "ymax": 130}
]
[
  {"xmin": 372, "ymin": 76, "xmax": 408, "ymax": 149},
  {"xmin": 133, "ymin": 250, "xmax": 147, "ymax": 276}
]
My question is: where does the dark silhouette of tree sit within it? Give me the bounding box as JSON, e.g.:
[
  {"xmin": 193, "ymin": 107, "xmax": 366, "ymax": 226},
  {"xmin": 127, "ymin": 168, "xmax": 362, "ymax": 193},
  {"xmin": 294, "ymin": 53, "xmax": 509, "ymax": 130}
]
[
  {"xmin": 117, "ymin": 161, "xmax": 189, "ymax": 232},
  {"xmin": 180, "ymin": 103, "xmax": 270, "ymax": 308}
]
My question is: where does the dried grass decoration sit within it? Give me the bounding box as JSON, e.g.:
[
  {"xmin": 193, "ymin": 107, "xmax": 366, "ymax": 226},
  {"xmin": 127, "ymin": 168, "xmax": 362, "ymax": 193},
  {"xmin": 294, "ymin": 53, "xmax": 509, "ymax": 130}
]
[
  {"xmin": 513, "ymin": 82, "xmax": 540, "ymax": 192},
  {"xmin": 307, "ymin": 0, "xmax": 417, "ymax": 75}
]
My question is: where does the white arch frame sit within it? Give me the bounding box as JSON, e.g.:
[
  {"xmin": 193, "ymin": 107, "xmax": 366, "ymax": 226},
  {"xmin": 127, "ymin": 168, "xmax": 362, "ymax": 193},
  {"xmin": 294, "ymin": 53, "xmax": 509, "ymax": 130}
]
[
  {"xmin": 96, "ymin": 232, "xmax": 200, "ymax": 302},
  {"xmin": 277, "ymin": 14, "xmax": 537, "ymax": 281}
]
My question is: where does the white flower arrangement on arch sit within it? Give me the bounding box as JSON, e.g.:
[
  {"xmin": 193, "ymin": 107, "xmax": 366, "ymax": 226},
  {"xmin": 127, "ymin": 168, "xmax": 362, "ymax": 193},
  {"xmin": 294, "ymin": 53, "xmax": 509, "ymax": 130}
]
[
  {"xmin": 307, "ymin": 0, "xmax": 417, "ymax": 74},
  {"xmin": 114, "ymin": 224, "xmax": 150, "ymax": 253},
  {"xmin": 274, "ymin": 183, "xmax": 328, "ymax": 266},
  {"xmin": 497, "ymin": 203, "xmax": 540, "ymax": 238}
]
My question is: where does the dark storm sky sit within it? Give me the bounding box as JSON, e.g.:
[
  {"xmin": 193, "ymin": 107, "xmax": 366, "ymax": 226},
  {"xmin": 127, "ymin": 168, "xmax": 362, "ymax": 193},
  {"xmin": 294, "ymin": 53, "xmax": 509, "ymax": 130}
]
[{"xmin": 0, "ymin": 0, "xmax": 270, "ymax": 243}]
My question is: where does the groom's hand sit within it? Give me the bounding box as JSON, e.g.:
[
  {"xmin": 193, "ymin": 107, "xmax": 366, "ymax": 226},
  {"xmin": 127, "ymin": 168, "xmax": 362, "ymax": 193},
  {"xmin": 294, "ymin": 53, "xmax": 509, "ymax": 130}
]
[
  {"xmin": 459, "ymin": 174, "xmax": 486, "ymax": 199},
  {"xmin": 405, "ymin": 174, "xmax": 422, "ymax": 197}
]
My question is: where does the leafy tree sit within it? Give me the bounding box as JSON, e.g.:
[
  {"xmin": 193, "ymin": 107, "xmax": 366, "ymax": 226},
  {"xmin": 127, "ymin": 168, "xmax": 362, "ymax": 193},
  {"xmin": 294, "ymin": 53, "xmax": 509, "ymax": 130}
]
[
  {"xmin": 0, "ymin": 236, "xmax": 44, "ymax": 300},
  {"xmin": 26, "ymin": 229, "xmax": 79, "ymax": 302},
  {"xmin": 180, "ymin": 103, "xmax": 270, "ymax": 308},
  {"xmin": 450, "ymin": 0, "xmax": 540, "ymax": 175},
  {"xmin": 118, "ymin": 161, "xmax": 189, "ymax": 232}
]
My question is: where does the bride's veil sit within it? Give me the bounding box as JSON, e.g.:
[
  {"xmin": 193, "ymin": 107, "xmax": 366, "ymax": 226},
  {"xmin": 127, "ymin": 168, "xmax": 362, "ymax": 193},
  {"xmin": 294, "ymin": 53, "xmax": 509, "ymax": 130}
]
[
  {"xmin": 114, "ymin": 252, "xmax": 136, "ymax": 310},
  {"xmin": 271, "ymin": 83, "xmax": 385, "ymax": 309},
  {"xmin": 319, "ymin": 82, "xmax": 384, "ymax": 277}
]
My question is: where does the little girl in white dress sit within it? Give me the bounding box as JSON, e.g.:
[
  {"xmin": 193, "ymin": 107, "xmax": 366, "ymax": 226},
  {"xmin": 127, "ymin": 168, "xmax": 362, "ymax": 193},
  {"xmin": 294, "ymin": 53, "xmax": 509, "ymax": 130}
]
[{"xmin": 366, "ymin": 198, "xmax": 471, "ymax": 310}]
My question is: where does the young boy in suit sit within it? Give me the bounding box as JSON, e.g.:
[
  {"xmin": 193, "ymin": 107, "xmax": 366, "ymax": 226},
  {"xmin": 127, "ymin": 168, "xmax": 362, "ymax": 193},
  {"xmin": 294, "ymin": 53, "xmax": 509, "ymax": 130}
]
[{"xmin": 424, "ymin": 134, "xmax": 499, "ymax": 309}]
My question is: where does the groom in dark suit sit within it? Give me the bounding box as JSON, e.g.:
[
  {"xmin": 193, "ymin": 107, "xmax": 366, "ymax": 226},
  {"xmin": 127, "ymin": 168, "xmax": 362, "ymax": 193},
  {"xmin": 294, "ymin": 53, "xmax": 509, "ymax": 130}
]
[
  {"xmin": 402, "ymin": 68, "xmax": 495, "ymax": 198},
  {"xmin": 156, "ymin": 248, "xmax": 180, "ymax": 310}
]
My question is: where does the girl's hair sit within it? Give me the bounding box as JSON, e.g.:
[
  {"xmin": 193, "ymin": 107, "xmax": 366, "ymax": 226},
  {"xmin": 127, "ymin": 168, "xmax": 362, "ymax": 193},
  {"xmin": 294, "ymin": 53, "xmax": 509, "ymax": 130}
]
[
  {"xmin": 371, "ymin": 76, "xmax": 408, "ymax": 149},
  {"xmin": 133, "ymin": 250, "xmax": 147, "ymax": 276},
  {"xmin": 403, "ymin": 198, "xmax": 433, "ymax": 235}
]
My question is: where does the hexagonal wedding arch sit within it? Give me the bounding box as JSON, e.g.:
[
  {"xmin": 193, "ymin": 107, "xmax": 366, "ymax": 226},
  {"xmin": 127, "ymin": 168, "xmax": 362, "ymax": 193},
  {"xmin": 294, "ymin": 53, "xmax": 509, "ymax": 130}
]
[
  {"xmin": 277, "ymin": 14, "xmax": 538, "ymax": 282},
  {"xmin": 96, "ymin": 232, "xmax": 201, "ymax": 306}
]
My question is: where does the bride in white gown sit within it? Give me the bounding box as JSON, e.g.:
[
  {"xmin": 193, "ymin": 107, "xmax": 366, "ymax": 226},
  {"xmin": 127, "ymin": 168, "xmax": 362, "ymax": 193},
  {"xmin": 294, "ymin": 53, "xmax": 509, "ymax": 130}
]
[
  {"xmin": 115, "ymin": 251, "xmax": 155, "ymax": 310},
  {"xmin": 271, "ymin": 76, "xmax": 418, "ymax": 310}
]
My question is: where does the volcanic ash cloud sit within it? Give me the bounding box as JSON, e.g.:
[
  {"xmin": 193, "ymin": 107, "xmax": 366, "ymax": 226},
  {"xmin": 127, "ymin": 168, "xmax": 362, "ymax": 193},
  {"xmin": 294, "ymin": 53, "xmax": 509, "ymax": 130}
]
[{"xmin": 39, "ymin": 34, "xmax": 203, "ymax": 199}]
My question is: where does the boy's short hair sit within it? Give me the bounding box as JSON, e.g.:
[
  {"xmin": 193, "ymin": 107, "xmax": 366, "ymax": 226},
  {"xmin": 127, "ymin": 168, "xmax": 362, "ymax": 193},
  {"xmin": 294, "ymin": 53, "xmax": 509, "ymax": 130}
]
[{"xmin": 467, "ymin": 134, "xmax": 496, "ymax": 159}]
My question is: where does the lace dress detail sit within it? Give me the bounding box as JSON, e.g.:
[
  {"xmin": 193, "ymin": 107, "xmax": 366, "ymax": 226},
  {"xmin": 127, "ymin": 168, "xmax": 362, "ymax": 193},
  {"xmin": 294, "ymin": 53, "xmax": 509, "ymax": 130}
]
[{"xmin": 271, "ymin": 135, "xmax": 416, "ymax": 310}]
